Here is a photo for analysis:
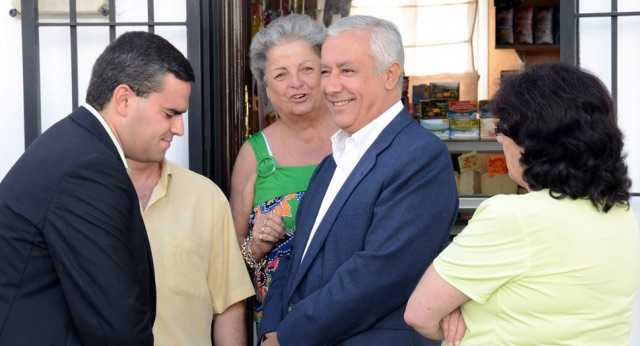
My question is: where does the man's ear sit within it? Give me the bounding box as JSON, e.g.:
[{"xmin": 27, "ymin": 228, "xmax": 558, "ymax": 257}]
[
  {"xmin": 384, "ymin": 61, "xmax": 402, "ymax": 91},
  {"xmin": 112, "ymin": 84, "xmax": 135, "ymax": 116}
]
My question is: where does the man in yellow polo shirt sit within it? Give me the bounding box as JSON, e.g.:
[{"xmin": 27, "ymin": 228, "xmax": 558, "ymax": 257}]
[{"xmin": 128, "ymin": 151, "xmax": 254, "ymax": 345}]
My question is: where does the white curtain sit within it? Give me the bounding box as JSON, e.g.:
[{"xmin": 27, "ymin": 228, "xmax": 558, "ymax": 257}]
[{"xmin": 350, "ymin": 0, "xmax": 478, "ymax": 76}]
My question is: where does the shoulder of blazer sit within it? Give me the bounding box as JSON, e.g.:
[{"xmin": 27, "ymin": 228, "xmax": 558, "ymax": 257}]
[
  {"xmin": 309, "ymin": 154, "xmax": 336, "ymax": 184},
  {"xmin": 370, "ymin": 107, "xmax": 415, "ymax": 155},
  {"xmin": 69, "ymin": 106, "xmax": 121, "ymax": 160}
]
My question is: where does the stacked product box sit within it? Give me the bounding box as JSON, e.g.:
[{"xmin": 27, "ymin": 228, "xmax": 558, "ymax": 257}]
[
  {"xmin": 416, "ymin": 82, "xmax": 459, "ymax": 140},
  {"xmin": 479, "ymin": 100, "xmax": 498, "ymax": 140},
  {"xmin": 430, "ymin": 82, "xmax": 459, "ymax": 100},
  {"xmin": 419, "ymin": 99, "xmax": 449, "ymax": 140},
  {"xmin": 412, "ymin": 84, "xmax": 429, "ymax": 119},
  {"xmin": 448, "ymin": 100, "xmax": 479, "ymax": 140}
]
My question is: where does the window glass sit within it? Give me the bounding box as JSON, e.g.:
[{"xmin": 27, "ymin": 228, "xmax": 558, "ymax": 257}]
[
  {"xmin": 40, "ymin": 27, "xmax": 73, "ymax": 131},
  {"xmin": 619, "ymin": 0, "xmax": 640, "ymax": 12},
  {"xmin": 578, "ymin": 17, "xmax": 612, "ymax": 91},
  {"xmin": 155, "ymin": 26, "xmax": 190, "ymax": 168},
  {"xmin": 115, "ymin": 0, "xmax": 149, "ymax": 22},
  {"xmin": 155, "ymin": 0, "xmax": 186, "ymax": 22},
  {"xmin": 579, "ymin": 0, "xmax": 610, "ymax": 14},
  {"xmin": 618, "ymin": 16, "xmax": 640, "ymax": 192},
  {"xmin": 77, "ymin": 27, "xmax": 111, "ymax": 106}
]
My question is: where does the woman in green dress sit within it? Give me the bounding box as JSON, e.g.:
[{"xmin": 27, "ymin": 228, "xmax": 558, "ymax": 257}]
[{"xmin": 230, "ymin": 14, "xmax": 336, "ymax": 326}]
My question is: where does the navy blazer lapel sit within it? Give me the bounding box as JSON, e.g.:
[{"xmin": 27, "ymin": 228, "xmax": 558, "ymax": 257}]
[
  {"xmin": 69, "ymin": 106, "xmax": 122, "ymax": 162},
  {"xmin": 288, "ymin": 109, "xmax": 415, "ymax": 295},
  {"xmin": 287, "ymin": 157, "xmax": 336, "ymax": 279}
]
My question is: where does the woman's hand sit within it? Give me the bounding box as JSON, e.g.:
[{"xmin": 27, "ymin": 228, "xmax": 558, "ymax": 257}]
[
  {"xmin": 251, "ymin": 212, "xmax": 285, "ymax": 260},
  {"xmin": 441, "ymin": 307, "xmax": 466, "ymax": 346},
  {"xmin": 404, "ymin": 265, "xmax": 470, "ymax": 340}
]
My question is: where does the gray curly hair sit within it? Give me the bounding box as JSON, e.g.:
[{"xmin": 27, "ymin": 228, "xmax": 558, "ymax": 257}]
[{"xmin": 249, "ymin": 14, "xmax": 327, "ymax": 88}]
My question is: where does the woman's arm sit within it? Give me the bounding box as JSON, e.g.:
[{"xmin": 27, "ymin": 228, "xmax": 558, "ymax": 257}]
[
  {"xmin": 229, "ymin": 141, "xmax": 284, "ymax": 264},
  {"xmin": 404, "ymin": 264, "xmax": 470, "ymax": 343},
  {"xmin": 230, "ymin": 141, "xmax": 258, "ymax": 247}
]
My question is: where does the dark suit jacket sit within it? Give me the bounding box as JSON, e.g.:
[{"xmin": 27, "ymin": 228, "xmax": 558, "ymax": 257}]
[
  {"xmin": 0, "ymin": 106, "xmax": 155, "ymax": 346},
  {"xmin": 259, "ymin": 108, "xmax": 459, "ymax": 345}
]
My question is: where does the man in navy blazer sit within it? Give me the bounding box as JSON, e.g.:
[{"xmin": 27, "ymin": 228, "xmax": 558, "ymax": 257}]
[
  {"xmin": 0, "ymin": 31, "xmax": 194, "ymax": 345},
  {"xmin": 259, "ymin": 16, "xmax": 459, "ymax": 346}
]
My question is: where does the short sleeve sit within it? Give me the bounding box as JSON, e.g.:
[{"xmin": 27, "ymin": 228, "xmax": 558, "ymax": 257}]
[
  {"xmin": 208, "ymin": 187, "xmax": 254, "ymax": 314},
  {"xmin": 434, "ymin": 195, "xmax": 530, "ymax": 304}
]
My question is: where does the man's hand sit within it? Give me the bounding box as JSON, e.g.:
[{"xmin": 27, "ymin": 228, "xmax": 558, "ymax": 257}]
[
  {"xmin": 262, "ymin": 332, "xmax": 280, "ymax": 346},
  {"xmin": 440, "ymin": 307, "xmax": 465, "ymax": 346}
]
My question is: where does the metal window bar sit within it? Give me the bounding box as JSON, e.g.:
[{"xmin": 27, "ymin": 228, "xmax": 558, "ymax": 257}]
[
  {"xmin": 563, "ymin": 0, "xmax": 640, "ymax": 196},
  {"xmin": 612, "ymin": 0, "xmax": 617, "ymax": 104},
  {"xmin": 20, "ymin": 0, "xmax": 205, "ymax": 175},
  {"xmin": 556, "ymin": 1, "xmax": 640, "ymax": 102},
  {"xmin": 564, "ymin": 0, "xmax": 640, "ymax": 105}
]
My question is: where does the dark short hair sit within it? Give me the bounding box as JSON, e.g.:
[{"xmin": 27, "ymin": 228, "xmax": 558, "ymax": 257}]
[
  {"xmin": 491, "ymin": 63, "xmax": 631, "ymax": 212},
  {"xmin": 86, "ymin": 31, "xmax": 195, "ymax": 110}
]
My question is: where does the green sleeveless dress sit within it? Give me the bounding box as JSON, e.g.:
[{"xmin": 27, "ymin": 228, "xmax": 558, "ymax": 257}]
[{"xmin": 247, "ymin": 131, "xmax": 318, "ymax": 324}]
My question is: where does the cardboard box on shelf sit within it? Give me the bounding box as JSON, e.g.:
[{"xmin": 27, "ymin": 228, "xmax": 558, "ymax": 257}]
[
  {"xmin": 448, "ymin": 100, "xmax": 478, "ymax": 119},
  {"xmin": 420, "ymin": 118, "xmax": 450, "ymax": 140},
  {"xmin": 459, "ymin": 170, "xmax": 481, "ymax": 195},
  {"xmin": 481, "ymin": 173, "xmax": 518, "ymax": 194},
  {"xmin": 430, "ymin": 82, "xmax": 460, "ymax": 100},
  {"xmin": 450, "ymin": 118, "xmax": 480, "ymax": 140},
  {"xmin": 480, "ymin": 118, "xmax": 499, "ymax": 140},
  {"xmin": 420, "ymin": 99, "xmax": 450, "ymax": 140}
]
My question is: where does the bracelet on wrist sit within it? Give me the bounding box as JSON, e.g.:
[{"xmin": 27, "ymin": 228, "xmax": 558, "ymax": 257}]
[{"xmin": 241, "ymin": 235, "xmax": 267, "ymax": 274}]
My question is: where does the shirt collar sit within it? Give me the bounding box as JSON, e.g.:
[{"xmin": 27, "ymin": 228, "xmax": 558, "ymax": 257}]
[
  {"xmin": 331, "ymin": 101, "xmax": 403, "ymax": 162},
  {"xmin": 145, "ymin": 158, "xmax": 172, "ymax": 212},
  {"xmin": 83, "ymin": 103, "xmax": 130, "ymax": 172}
]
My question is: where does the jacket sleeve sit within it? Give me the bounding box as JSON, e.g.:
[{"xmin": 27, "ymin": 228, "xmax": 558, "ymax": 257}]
[
  {"xmin": 276, "ymin": 138, "xmax": 459, "ymax": 345},
  {"xmin": 257, "ymin": 249, "xmax": 289, "ymax": 340},
  {"xmin": 45, "ymin": 155, "xmax": 154, "ymax": 346}
]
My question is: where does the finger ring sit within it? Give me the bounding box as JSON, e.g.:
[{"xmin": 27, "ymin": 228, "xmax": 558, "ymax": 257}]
[
  {"xmin": 259, "ymin": 234, "xmax": 264, "ymax": 242},
  {"xmin": 260, "ymin": 226, "xmax": 265, "ymax": 234},
  {"xmin": 263, "ymin": 217, "xmax": 268, "ymax": 226}
]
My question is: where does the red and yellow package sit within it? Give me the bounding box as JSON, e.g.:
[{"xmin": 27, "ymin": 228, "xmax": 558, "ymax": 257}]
[{"xmin": 488, "ymin": 154, "xmax": 508, "ymax": 176}]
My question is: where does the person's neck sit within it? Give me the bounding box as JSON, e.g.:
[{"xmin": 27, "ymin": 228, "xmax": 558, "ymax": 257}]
[
  {"xmin": 127, "ymin": 159, "xmax": 162, "ymax": 210},
  {"xmin": 277, "ymin": 108, "xmax": 335, "ymax": 139},
  {"xmin": 97, "ymin": 106, "xmax": 125, "ymax": 152}
]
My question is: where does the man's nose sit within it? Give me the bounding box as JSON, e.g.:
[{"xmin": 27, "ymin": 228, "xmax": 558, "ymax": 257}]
[{"xmin": 171, "ymin": 115, "xmax": 184, "ymax": 136}]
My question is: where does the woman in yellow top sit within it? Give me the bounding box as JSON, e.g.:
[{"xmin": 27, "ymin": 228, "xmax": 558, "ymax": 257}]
[
  {"xmin": 230, "ymin": 14, "xmax": 336, "ymax": 325},
  {"xmin": 405, "ymin": 63, "xmax": 640, "ymax": 345}
]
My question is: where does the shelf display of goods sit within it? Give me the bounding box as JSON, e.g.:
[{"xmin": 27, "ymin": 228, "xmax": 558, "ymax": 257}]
[{"xmin": 455, "ymin": 151, "xmax": 520, "ymax": 196}]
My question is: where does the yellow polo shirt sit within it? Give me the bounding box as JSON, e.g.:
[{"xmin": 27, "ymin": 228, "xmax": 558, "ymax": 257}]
[
  {"xmin": 435, "ymin": 190, "xmax": 640, "ymax": 345},
  {"xmin": 142, "ymin": 159, "xmax": 254, "ymax": 346}
]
